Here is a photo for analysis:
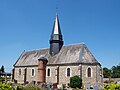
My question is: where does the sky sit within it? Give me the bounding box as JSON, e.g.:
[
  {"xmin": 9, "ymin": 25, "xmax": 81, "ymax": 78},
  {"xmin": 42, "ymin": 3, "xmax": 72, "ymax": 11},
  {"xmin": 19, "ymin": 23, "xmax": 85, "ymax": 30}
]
[{"xmin": 0, "ymin": 0, "xmax": 120, "ymax": 72}]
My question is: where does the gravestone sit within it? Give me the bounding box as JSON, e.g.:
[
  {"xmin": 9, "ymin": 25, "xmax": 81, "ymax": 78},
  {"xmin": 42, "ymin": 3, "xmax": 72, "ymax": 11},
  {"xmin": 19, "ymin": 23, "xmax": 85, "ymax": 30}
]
[
  {"xmin": 86, "ymin": 84, "xmax": 91, "ymax": 90},
  {"xmin": 93, "ymin": 85, "xmax": 99, "ymax": 90},
  {"xmin": 46, "ymin": 82, "xmax": 52, "ymax": 88},
  {"xmin": 93, "ymin": 82, "xmax": 99, "ymax": 90}
]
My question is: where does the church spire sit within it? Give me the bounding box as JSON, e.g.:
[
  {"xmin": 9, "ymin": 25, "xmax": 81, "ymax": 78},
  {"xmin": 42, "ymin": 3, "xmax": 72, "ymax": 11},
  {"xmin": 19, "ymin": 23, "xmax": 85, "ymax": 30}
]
[
  {"xmin": 51, "ymin": 15, "xmax": 62, "ymax": 37},
  {"xmin": 49, "ymin": 15, "xmax": 64, "ymax": 56}
]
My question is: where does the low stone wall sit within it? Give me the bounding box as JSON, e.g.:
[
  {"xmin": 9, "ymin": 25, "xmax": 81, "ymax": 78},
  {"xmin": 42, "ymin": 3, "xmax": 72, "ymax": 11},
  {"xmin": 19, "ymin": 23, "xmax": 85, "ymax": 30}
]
[{"xmin": 103, "ymin": 78, "xmax": 120, "ymax": 83}]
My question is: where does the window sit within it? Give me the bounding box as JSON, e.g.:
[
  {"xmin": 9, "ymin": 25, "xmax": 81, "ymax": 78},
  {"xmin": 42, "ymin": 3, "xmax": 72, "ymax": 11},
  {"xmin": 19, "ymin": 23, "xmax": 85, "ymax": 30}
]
[
  {"xmin": 87, "ymin": 67, "xmax": 91, "ymax": 77},
  {"xmin": 19, "ymin": 69, "xmax": 21, "ymax": 75},
  {"xmin": 47, "ymin": 68, "xmax": 50, "ymax": 76},
  {"xmin": 67, "ymin": 68, "xmax": 70, "ymax": 77},
  {"xmin": 100, "ymin": 68, "xmax": 102, "ymax": 77},
  {"xmin": 31, "ymin": 69, "xmax": 35, "ymax": 76}
]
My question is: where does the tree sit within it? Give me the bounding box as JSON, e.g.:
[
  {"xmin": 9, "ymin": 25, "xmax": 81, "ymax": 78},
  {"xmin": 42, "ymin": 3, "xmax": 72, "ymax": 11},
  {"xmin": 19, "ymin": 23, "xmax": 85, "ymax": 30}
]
[
  {"xmin": 111, "ymin": 65, "xmax": 120, "ymax": 78},
  {"xmin": 103, "ymin": 64, "xmax": 120, "ymax": 78},
  {"xmin": 103, "ymin": 67, "xmax": 111, "ymax": 78},
  {"xmin": 1, "ymin": 65, "xmax": 5, "ymax": 73},
  {"xmin": 70, "ymin": 75, "xmax": 82, "ymax": 89}
]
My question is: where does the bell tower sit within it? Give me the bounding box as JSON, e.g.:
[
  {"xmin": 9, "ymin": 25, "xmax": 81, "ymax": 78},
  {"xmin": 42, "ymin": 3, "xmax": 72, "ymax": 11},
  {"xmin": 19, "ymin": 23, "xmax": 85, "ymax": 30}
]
[{"xmin": 49, "ymin": 15, "xmax": 63, "ymax": 56}]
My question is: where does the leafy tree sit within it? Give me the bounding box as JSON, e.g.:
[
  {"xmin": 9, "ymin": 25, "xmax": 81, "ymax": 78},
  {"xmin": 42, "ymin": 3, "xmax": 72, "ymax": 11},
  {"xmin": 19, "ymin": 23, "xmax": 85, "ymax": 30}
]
[
  {"xmin": 70, "ymin": 75, "xmax": 82, "ymax": 89},
  {"xmin": 1, "ymin": 65, "xmax": 5, "ymax": 73},
  {"xmin": 103, "ymin": 67, "xmax": 111, "ymax": 78},
  {"xmin": 0, "ymin": 69, "xmax": 1, "ymax": 75},
  {"xmin": 103, "ymin": 64, "xmax": 120, "ymax": 78},
  {"xmin": 111, "ymin": 65, "xmax": 120, "ymax": 78}
]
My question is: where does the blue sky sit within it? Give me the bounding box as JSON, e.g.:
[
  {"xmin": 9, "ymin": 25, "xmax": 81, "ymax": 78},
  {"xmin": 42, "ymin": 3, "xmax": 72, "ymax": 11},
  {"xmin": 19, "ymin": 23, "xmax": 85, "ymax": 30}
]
[{"xmin": 0, "ymin": 0, "xmax": 120, "ymax": 72}]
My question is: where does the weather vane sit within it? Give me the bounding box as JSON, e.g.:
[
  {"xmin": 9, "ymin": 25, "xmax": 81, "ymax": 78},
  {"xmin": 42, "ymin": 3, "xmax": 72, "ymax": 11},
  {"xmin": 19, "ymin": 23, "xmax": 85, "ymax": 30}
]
[{"xmin": 56, "ymin": 0, "xmax": 59, "ymax": 15}]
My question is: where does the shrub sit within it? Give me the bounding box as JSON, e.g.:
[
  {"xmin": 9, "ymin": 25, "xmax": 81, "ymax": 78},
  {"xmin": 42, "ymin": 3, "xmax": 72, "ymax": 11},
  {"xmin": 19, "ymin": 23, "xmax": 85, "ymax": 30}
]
[
  {"xmin": 62, "ymin": 84, "xmax": 66, "ymax": 89},
  {"xmin": 23, "ymin": 84, "xmax": 43, "ymax": 90},
  {"xmin": 103, "ymin": 82, "xmax": 120, "ymax": 90},
  {"xmin": 70, "ymin": 76, "xmax": 82, "ymax": 89},
  {"xmin": 0, "ymin": 77, "xmax": 4, "ymax": 82},
  {"xmin": 16, "ymin": 84, "xmax": 24, "ymax": 90},
  {"xmin": 0, "ymin": 82, "xmax": 15, "ymax": 90}
]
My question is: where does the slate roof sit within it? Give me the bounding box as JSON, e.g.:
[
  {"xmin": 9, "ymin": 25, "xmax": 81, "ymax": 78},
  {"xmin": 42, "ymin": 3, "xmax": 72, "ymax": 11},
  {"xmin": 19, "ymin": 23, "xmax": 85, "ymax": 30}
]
[{"xmin": 14, "ymin": 44, "xmax": 101, "ymax": 67}]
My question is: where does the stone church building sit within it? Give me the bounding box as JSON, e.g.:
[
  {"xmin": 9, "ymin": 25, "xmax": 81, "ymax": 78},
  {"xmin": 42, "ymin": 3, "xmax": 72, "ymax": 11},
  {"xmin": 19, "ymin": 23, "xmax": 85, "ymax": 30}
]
[{"xmin": 12, "ymin": 15, "xmax": 103, "ymax": 88}]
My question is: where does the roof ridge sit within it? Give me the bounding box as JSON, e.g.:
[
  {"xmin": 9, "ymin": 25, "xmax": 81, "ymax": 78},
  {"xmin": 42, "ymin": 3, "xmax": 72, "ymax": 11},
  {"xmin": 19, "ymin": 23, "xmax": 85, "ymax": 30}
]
[
  {"xmin": 63, "ymin": 42, "xmax": 86, "ymax": 47},
  {"xmin": 24, "ymin": 48, "xmax": 49, "ymax": 53},
  {"xmin": 23, "ymin": 43, "xmax": 86, "ymax": 53}
]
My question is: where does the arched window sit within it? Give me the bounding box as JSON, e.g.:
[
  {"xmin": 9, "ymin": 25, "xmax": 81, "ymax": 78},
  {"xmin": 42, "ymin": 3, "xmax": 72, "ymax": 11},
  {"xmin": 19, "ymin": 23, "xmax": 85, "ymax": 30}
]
[
  {"xmin": 67, "ymin": 68, "xmax": 70, "ymax": 77},
  {"xmin": 19, "ymin": 69, "xmax": 21, "ymax": 75},
  {"xmin": 31, "ymin": 68, "xmax": 35, "ymax": 76},
  {"xmin": 47, "ymin": 68, "xmax": 50, "ymax": 76},
  {"xmin": 87, "ymin": 67, "xmax": 91, "ymax": 77}
]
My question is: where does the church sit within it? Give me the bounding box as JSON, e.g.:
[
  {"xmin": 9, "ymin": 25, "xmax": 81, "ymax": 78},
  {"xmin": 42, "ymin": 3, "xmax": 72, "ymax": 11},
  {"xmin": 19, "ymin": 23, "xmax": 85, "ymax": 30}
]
[{"xmin": 12, "ymin": 15, "xmax": 103, "ymax": 88}]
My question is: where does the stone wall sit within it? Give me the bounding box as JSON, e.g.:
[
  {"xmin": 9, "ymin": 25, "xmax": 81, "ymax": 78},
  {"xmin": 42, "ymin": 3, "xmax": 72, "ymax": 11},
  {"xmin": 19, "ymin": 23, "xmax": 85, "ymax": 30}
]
[
  {"xmin": 82, "ymin": 65, "xmax": 96, "ymax": 85},
  {"xmin": 14, "ymin": 64, "xmax": 102, "ymax": 87},
  {"xmin": 25, "ymin": 67, "xmax": 38, "ymax": 83},
  {"xmin": 46, "ymin": 66, "xmax": 57, "ymax": 84},
  {"xmin": 59, "ymin": 65, "xmax": 80, "ymax": 84},
  {"xmin": 14, "ymin": 67, "xmax": 24, "ymax": 83},
  {"xmin": 103, "ymin": 78, "xmax": 120, "ymax": 83},
  {"xmin": 82, "ymin": 64, "xmax": 102, "ymax": 87},
  {"xmin": 46, "ymin": 65, "xmax": 80, "ymax": 84},
  {"xmin": 14, "ymin": 67, "xmax": 38, "ymax": 84}
]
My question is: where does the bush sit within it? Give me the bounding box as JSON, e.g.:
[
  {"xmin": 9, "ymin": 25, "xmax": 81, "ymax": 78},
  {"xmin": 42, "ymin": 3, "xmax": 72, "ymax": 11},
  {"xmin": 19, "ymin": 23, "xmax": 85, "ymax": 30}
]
[
  {"xmin": 0, "ymin": 77, "xmax": 4, "ymax": 82},
  {"xmin": 0, "ymin": 82, "xmax": 45, "ymax": 90},
  {"xmin": 70, "ymin": 76, "xmax": 82, "ymax": 89},
  {"xmin": 16, "ymin": 84, "xmax": 24, "ymax": 90},
  {"xmin": 0, "ymin": 82, "xmax": 15, "ymax": 90},
  {"xmin": 103, "ymin": 82, "xmax": 120, "ymax": 90},
  {"xmin": 62, "ymin": 84, "xmax": 66, "ymax": 89},
  {"xmin": 23, "ymin": 84, "xmax": 43, "ymax": 90}
]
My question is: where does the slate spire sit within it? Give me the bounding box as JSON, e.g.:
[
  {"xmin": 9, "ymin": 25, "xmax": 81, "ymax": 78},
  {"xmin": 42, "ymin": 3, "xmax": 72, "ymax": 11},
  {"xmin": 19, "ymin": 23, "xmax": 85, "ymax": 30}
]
[
  {"xmin": 51, "ymin": 15, "xmax": 62, "ymax": 37},
  {"xmin": 49, "ymin": 15, "xmax": 64, "ymax": 56}
]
